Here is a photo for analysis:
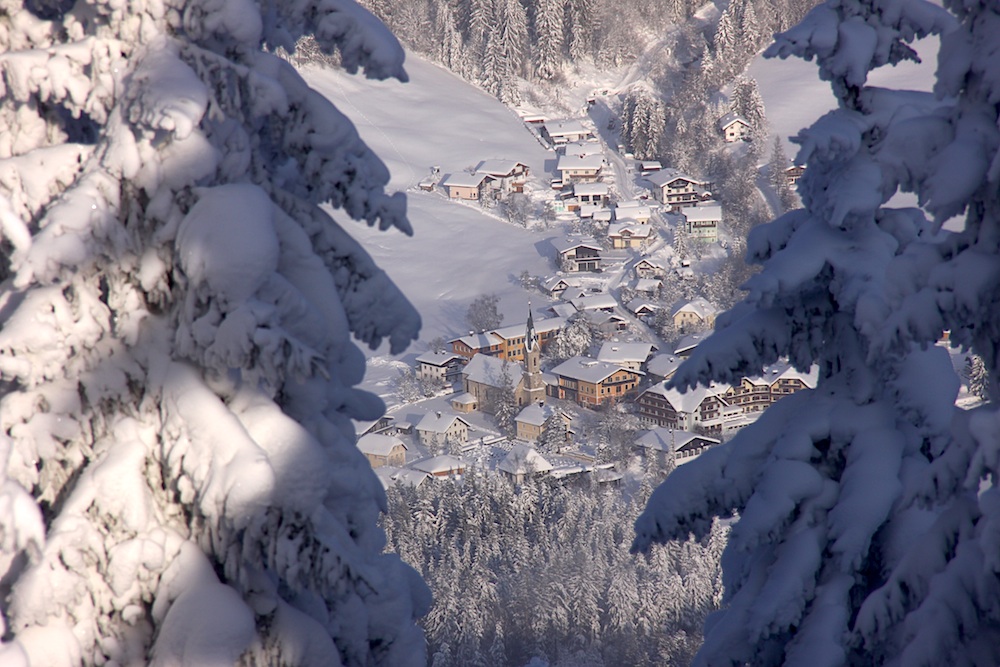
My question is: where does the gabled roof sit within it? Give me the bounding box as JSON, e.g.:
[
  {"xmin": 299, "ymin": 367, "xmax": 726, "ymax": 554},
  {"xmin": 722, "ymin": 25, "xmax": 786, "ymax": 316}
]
[
  {"xmin": 515, "ymin": 402, "xmax": 568, "ymax": 427},
  {"xmin": 374, "ymin": 466, "xmax": 429, "ymax": 489},
  {"xmin": 569, "ymin": 293, "xmax": 619, "ymax": 312},
  {"xmin": 635, "ymin": 428, "xmax": 720, "ymax": 453},
  {"xmin": 640, "ymin": 160, "xmax": 663, "ymax": 170},
  {"xmin": 491, "ymin": 316, "xmax": 565, "ymax": 341},
  {"xmin": 597, "ymin": 342, "xmax": 657, "ymax": 365},
  {"xmin": 561, "ymin": 140, "xmax": 604, "ymax": 157},
  {"xmin": 552, "ymin": 236, "xmax": 603, "ymax": 254},
  {"xmin": 451, "ymin": 331, "xmax": 501, "ymax": 350},
  {"xmin": 672, "ymin": 297, "xmax": 720, "ymax": 320},
  {"xmin": 640, "ymin": 381, "xmax": 729, "ymax": 413},
  {"xmin": 476, "ymin": 159, "xmax": 529, "ymax": 177},
  {"xmin": 498, "ymin": 444, "xmax": 553, "ymax": 475},
  {"xmin": 544, "ymin": 119, "xmax": 590, "ymax": 137},
  {"xmin": 646, "ymin": 353, "xmax": 683, "ymax": 379},
  {"xmin": 635, "ymin": 277, "xmax": 662, "ymax": 292},
  {"xmin": 441, "ymin": 172, "xmax": 493, "ymax": 188},
  {"xmin": 556, "ymin": 153, "xmax": 605, "ymax": 173},
  {"xmin": 573, "ymin": 182, "xmax": 609, "ymax": 196},
  {"xmin": 718, "ymin": 112, "xmax": 751, "ymax": 130},
  {"xmin": 543, "ymin": 275, "xmax": 581, "ymax": 292},
  {"xmin": 608, "ymin": 222, "xmax": 652, "ymax": 239},
  {"xmin": 683, "ymin": 204, "xmax": 723, "ymax": 222},
  {"xmin": 627, "ymin": 298, "xmax": 659, "ymax": 315},
  {"xmin": 462, "ymin": 354, "xmax": 524, "ymax": 387},
  {"xmin": 550, "ymin": 356, "xmax": 641, "ymax": 384},
  {"xmin": 410, "ymin": 454, "xmax": 466, "ymax": 475},
  {"xmin": 634, "ymin": 257, "xmax": 665, "ymax": 270},
  {"xmin": 614, "ymin": 203, "xmax": 651, "ymax": 221},
  {"xmin": 415, "ymin": 350, "xmax": 465, "ymax": 366},
  {"xmin": 645, "ymin": 168, "xmax": 704, "ymax": 188},
  {"xmin": 415, "ymin": 412, "xmax": 470, "ymax": 434},
  {"xmin": 357, "ymin": 433, "xmax": 407, "ymax": 457},
  {"xmin": 762, "ymin": 361, "xmax": 819, "ymax": 388}
]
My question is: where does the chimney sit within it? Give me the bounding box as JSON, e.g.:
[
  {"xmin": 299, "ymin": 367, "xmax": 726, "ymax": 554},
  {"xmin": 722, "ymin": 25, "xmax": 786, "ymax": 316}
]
[{"xmin": 436, "ymin": 411, "xmax": 442, "ymax": 419}]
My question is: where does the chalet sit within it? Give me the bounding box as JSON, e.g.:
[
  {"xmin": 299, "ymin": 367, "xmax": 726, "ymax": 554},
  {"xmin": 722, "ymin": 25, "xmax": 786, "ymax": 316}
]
[
  {"xmin": 556, "ymin": 153, "xmax": 605, "ymax": 183},
  {"xmin": 785, "ymin": 164, "xmax": 806, "ymax": 185},
  {"xmin": 519, "ymin": 112, "xmax": 547, "ymax": 125},
  {"xmin": 607, "ymin": 222, "xmax": 653, "ymax": 250},
  {"xmin": 645, "ymin": 169, "xmax": 711, "ymax": 209},
  {"xmin": 683, "ymin": 204, "xmax": 722, "ymax": 243},
  {"xmin": 635, "ymin": 428, "xmax": 721, "ymax": 467},
  {"xmin": 585, "ymin": 311, "xmax": 630, "ymax": 338},
  {"xmin": 614, "ymin": 201, "xmax": 651, "ymax": 224},
  {"xmin": 354, "ymin": 415, "xmax": 397, "ymax": 438},
  {"xmin": 541, "ymin": 119, "xmax": 594, "ymax": 145},
  {"xmin": 415, "ymin": 350, "xmax": 466, "ymax": 383},
  {"xmin": 626, "ymin": 298, "xmax": 659, "ymax": 322},
  {"xmin": 672, "ymin": 297, "xmax": 720, "ymax": 330},
  {"xmin": 634, "ymin": 277, "xmax": 662, "ymax": 296},
  {"xmin": 574, "ymin": 182, "xmax": 610, "ymax": 207},
  {"xmin": 674, "ymin": 332, "xmax": 710, "ymax": 358},
  {"xmin": 543, "ymin": 275, "xmax": 581, "ymax": 296},
  {"xmin": 645, "ymin": 353, "xmax": 683, "ymax": 382},
  {"xmin": 451, "ymin": 331, "xmax": 503, "ymax": 359},
  {"xmin": 515, "ymin": 402, "xmax": 571, "ymax": 443},
  {"xmin": 476, "ymin": 159, "xmax": 530, "ymax": 194},
  {"xmin": 498, "ymin": 444, "xmax": 553, "ymax": 484},
  {"xmin": 374, "ymin": 467, "xmax": 430, "ymax": 489},
  {"xmin": 548, "ymin": 357, "xmax": 643, "ymax": 408},
  {"xmin": 636, "ymin": 381, "xmax": 736, "ymax": 433},
  {"xmin": 441, "ymin": 172, "xmax": 494, "ymax": 200},
  {"xmin": 633, "ymin": 258, "xmax": 666, "ymax": 279},
  {"xmin": 640, "ymin": 160, "xmax": 662, "ymax": 174},
  {"xmin": 596, "ymin": 342, "xmax": 657, "ymax": 371},
  {"xmin": 718, "ymin": 112, "xmax": 752, "ymax": 142},
  {"xmin": 415, "ymin": 412, "xmax": 471, "ymax": 448},
  {"xmin": 569, "ymin": 293, "xmax": 618, "ymax": 314},
  {"xmin": 410, "ymin": 454, "xmax": 466, "ymax": 478},
  {"xmin": 357, "ymin": 433, "xmax": 408, "ymax": 468},
  {"xmin": 722, "ymin": 362, "xmax": 818, "ymax": 412},
  {"xmin": 554, "ymin": 237, "xmax": 603, "ymax": 272},
  {"xmin": 561, "ymin": 140, "xmax": 604, "ymax": 157}
]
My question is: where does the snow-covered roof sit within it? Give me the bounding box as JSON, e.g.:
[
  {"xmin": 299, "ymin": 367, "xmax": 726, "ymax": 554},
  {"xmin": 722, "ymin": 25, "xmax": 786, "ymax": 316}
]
[
  {"xmin": 561, "ymin": 140, "xmax": 603, "ymax": 157},
  {"xmin": 635, "ymin": 258, "xmax": 665, "ymax": 270},
  {"xmin": 718, "ymin": 112, "xmax": 751, "ymax": 129},
  {"xmin": 441, "ymin": 172, "xmax": 492, "ymax": 188},
  {"xmin": 674, "ymin": 332, "xmax": 712, "ymax": 355},
  {"xmin": 552, "ymin": 236, "xmax": 603, "ymax": 254},
  {"xmin": 608, "ymin": 222, "xmax": 652, "ymax": 239},
  {"xmin": 627, "ymin": 298, "xmax": 659, "ymax": 315},
  {"xmin": 550, "ymin": 356, "xmax": 641, "ymax": 384},
  {"xmin": 683, "ymin": 204, "xmax": 723, "ymax": 222},
  {"xmin": 597, "ymin": 342, "xmax": 657, "ymax": 365},
  {"xmin": 415, "ymin": 350, "xmax": 464, "ymax": 366},
  {"xmin": 491, "ymin": 316, "xmax": 565, "ymax": 341},
  {"xmin": 556, "ymin": 153, "xmax": 605, "ymax": 173},
  {"xmin": 374, "ymin": 467, "xmax": 430, "ymax": 490},
  {"xmin": 640, "ymin": 160, "xmax": 663, "ymax": 170},
  {"xmin": 761, "ymin": 360, "xmax": 820, "ymax": 388},
  {"xmin": 635, "ymin": 428, "xmax": 720, "ymax": 452},
  {"xmin": 593, "ymin": 209, "xmax": 613, "ymax": 222},
  {"xmin": 476, "ymin": 159, "xmax": 528, "ymax": 177},
  {"xmin": 635, "ymin": 277, "xmax": 662, "ymax": 292},
  {"xmin": 410, "ymin": 455, "xmax": 466, "ymax": 475},
  {"xmin": 498, "ymin": 444, "xmax": 553, "ymax": 475},
  {"xmin": 646, "ymin": 353, "xmax": 683, "ymax": 379},
  {"xmin": 462, "ymin": 354, "xmax": 524, "ymax": 387},
  {"xmin": 451, "ymin": 331, "xmax": 500, "ymax": 349},
  {"xmin": 357, "ymin": 433, "xmax": 407, "ymax": 457},
  {"xmin": 640, "ymin": 381, "xmax": 729, "ymax": 413},
  {"xmin": 544, "ymin": 119, "xmax": 590, "ymax": 137},
  {"xmin": 672, "ymin": 297, "xmax": 720, "ymax": 319},
  {"xmin": 645, "ymin": 168, "xmax": 704, "ymax": 188},
  {"xmin": 515, "ymin": 402, "xmax": 567, "ymax": 427},
  {"xmin": 415, "ymin": 411, "xmax": 470, "ymax": 434},
  {"xmin": 569, "ymin": 293, "xmax": 619, "ymax": 312},
  {"xmin": 543, "ymin": 275, "xmax": 581, "ymax": 292},
  {"xmin": 549, "ymin": 302, "xmax": 578, "ymax": 318},
  {"xmin": 573, "ymin": 182, "xmax": 609, "ymax": 196},
  {"xmin": 614, "ymin": 204, "xmax": 651, "ymax": 221},
  {"xmin": 451, "ymin": 392, "xmax": 478, "ymax": 405}
]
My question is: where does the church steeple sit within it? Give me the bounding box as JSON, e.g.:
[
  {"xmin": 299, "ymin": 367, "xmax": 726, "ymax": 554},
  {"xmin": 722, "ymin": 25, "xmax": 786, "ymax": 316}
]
[{"xmin": 523, "ymin": 303, "xmax": 545, "ymax": 403}]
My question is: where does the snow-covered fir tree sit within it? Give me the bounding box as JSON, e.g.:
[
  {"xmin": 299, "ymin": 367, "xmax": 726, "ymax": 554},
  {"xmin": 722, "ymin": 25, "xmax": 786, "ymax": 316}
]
[
  {"xmin": 768, "ymin": 135, "xmax": 798, "ymax": 214},
  {"xmin": 634, "ymin": 0, "xmax": 1000, "ymax": 663},
  {"xmin": 0, "ymin": 1, "xmax": 429, "ymax": 664},
  {"xmin": 533, "ymin": 0, "xmax": 564, "ymax": 80},
  {"xmin": 965, "ymin": 354, "xmax": 989, "ymax": 402},
  {"xmin": 729, "ymin": 76, "xmax": 766, "ymax": 132}
]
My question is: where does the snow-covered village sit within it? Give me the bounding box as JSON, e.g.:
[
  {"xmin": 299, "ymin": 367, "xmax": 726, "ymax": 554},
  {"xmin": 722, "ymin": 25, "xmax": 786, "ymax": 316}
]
[{"xmin": 1, "ymin": 0, "xmax": 999, "ymax": 666}]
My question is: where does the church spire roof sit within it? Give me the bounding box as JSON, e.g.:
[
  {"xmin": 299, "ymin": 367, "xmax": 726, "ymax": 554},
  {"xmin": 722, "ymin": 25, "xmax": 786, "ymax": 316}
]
[{"xmin": 525, "ymin": 303, "xmax": 538, "ymax": 352}]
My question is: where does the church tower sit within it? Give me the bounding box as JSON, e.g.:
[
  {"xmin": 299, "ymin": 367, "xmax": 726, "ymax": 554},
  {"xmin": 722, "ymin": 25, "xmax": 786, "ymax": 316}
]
[{"xmin": 523, "ymin": 305, "xmax": 546, "ymax": 404}]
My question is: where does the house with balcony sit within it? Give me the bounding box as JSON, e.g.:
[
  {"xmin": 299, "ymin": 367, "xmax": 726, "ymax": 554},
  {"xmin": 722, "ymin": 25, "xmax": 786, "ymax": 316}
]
[
  {"xmin": 548, "ymin": 357, "xmax": 643, "ymax": 408},
  {"xmin": 645, "ymin": 169, "xmax": 712, "ymax": 209},
  {"xmin": 553, "ymin": 237, "xmax": 603, "ymax": 272}
]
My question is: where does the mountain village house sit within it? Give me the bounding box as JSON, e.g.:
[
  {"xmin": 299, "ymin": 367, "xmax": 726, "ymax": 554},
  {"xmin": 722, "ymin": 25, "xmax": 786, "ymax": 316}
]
[
  {"xmin": 541, "ymin": 119, "xmax": 594, "ymax": 145},
  {"xmin": 554, "ymin": 237, "xmax": 603, "ymax": 272},
  {"xmin": 645, "ymin": 169, "xmax": 711, "ymax": 209},
  {"xmin": 556, "ymin": 153, "xmax": 605, "ymax": 184},
  {"xmin": 356, "ymin": 433, "xmax": 408, "ymax": 468},
  {"xmin": 683, "ymin": 204, "xmax": 723, "ymax": 243},
  {"xmin": 441, "ymin": 172, "xmax": 494, "ymax": 200},
  {"xmin": 415, "ymin": 412, "xmax": 471, "ymax": 448},
  {"xmin": 785, "ymin": 164, "xmax": 806, "ymax": 185},
  {"xmin": 672, "ymin": 297, "xmax": 720, "ymax": 330},
  {"xmin": 460, "ymin": 313, "xmax": 548, "ymax": 410},
  {"xmin": 718, "ymin": 112, "xmax": 752, "ymax": 142},
  {"xmin": 614, "ymin": 201, "xmax": 652, "ymax": 224},
  {"xmin": 608, "ymin": 221, "xmax": 653, "ymax": 249},
  {"xmin": 498, "ymin": 444, "xmax": 553, "ymax": 484},
  {"xmin": 573, "ymin": 182, "xmax": 610, "ymax": 207},
  {"xmin": 596, "ymin": 342, "xmax": 658, "ymax": 372},
  {"xmin": 635, "ymin": 428, "xmax": 721, "ymax": 467},
  {"xmin": 410, "ymin": 454, "xmax": 466, "ymax": 479},
  {"xmin": 449, "ymin": 316, "xmax": 564, "ymax": 361},
  {"xmin": 548, "ymin": 356, "xmax": 643, "ymax": 408},
  {"xmin": 476, "ymin": 159, "xmax": 530, "ymax": 193},
  {"xmin": 627, "ymin": 298, "xmax": 660, "ymax": 322},
  {"xmin": 415, "ymin": 350, "xmax": 467, "ymax": 383},
  {"xmin": 515, "ymin": 402, "xmax": 572, "ymax": 443},
  {"xmin": 633, "ymin": 258, "xmax": 666, "ymax": 279}
]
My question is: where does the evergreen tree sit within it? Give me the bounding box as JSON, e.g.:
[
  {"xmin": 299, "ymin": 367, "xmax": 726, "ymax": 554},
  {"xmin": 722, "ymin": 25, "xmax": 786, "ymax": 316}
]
[
  {"xmin": 730, "ymin": 76, "xmax": 767, "ymax": 132},
  {"xmin": 965, "ymin": 353, "xmax": 990, "ymax": 401},
  {"xmin": 534, "ymin": 0, "xmax": 565, "ymax": 80},
  {"xmin": 768, "ymin": 135, "xmax": 798, "ymax": 213},
  {"xmin": 0, "ymin": 0, "xmax": 427, "ymax": 664},
  {"xmin": 634, "ymin": 0, "xmax": 1000, "ymax": 663},
  {"xmin": 493, "ymin": 361, "xmax": 519, "ymax": 435}
]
